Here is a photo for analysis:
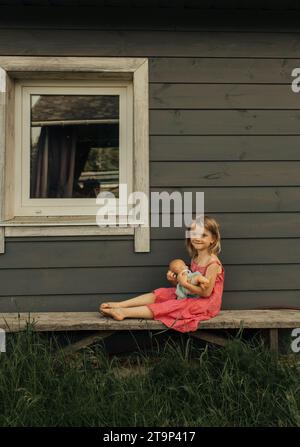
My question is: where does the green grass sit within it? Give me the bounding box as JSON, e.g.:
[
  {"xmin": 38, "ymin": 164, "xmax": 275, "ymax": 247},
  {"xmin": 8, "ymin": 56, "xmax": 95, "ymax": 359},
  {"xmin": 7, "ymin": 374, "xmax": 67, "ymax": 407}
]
[{"xmin": 0, "ymin": 326, "xmax": 299, "ymax": 427}]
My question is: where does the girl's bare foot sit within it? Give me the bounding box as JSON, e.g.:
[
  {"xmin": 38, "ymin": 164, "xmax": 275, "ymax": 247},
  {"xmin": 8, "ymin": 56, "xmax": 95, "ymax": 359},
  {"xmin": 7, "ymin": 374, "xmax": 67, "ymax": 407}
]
[
  {"xmin": 99, "ymin": 302, "xmax": 120, "ymax": 313},
  {"xmin": 101, "ymin": 307, "xmax": 125, "ymax": 321}
]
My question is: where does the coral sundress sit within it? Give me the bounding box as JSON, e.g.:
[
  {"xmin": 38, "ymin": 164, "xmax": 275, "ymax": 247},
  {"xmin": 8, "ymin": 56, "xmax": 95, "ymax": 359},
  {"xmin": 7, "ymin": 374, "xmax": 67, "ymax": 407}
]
[{"xmin": 146, "ymin": 258, "xmax": 225, "ymax": 333}]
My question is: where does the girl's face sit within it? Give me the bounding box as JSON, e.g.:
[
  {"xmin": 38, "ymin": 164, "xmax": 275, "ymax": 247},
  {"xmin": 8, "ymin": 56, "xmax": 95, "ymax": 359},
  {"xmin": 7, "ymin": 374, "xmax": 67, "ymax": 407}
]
[{"xmin": 190, "ymin": 225, "xmax": 215, "ymax": 252}]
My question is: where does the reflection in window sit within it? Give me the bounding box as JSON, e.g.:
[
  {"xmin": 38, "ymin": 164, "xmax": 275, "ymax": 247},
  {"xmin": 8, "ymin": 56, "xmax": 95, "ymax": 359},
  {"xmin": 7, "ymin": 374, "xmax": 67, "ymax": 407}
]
[{"xmin": 30, "ymin": 95, "xmax": 119, "ymax": 199}]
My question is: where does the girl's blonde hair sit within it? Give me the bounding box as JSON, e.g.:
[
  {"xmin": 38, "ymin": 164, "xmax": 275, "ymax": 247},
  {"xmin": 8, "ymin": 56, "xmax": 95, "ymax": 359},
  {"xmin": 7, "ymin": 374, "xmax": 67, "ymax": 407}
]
[{"xmin": 185, "ymin": 215, "xmax": 221, "ymax": 258}]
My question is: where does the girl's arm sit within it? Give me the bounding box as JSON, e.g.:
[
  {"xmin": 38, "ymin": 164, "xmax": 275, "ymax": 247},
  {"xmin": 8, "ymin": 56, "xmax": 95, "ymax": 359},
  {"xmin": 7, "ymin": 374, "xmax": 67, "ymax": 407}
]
[
  {"xmin": 177, "ymin": 272, "xmax": 205, "ymax": 295},
  {"xmin": 198, "ymin": 263, "xmax": 220, "ymax": 297},
  {"xmin": 178, "ymin": 280, "xmax": 207, "ymax": 296},
  {"xmin": 178, "ymin": 264, "xmax": 220, "ymax": 297}
]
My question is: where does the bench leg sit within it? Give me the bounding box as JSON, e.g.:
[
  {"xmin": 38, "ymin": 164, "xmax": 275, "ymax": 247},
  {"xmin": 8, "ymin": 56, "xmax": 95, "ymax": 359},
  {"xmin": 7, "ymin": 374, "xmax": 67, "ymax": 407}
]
[
  {"xmin": 190, "ymin": 330, "xmax": 228, "ymax": 347},
  {"xmin": 62, "ymin": 330, "xmax": 115, "ymax": 355},
  {"xmin": 269, "ymin": 329, "xmax": 279, "ymax": 356}
]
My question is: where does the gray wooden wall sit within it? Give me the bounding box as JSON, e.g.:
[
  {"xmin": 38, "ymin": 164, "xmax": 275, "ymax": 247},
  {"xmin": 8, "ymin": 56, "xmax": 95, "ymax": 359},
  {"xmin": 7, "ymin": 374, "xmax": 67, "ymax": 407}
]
[{"xmin": 0, "ymin": 3, "xmax": 299, "ymax": 312}]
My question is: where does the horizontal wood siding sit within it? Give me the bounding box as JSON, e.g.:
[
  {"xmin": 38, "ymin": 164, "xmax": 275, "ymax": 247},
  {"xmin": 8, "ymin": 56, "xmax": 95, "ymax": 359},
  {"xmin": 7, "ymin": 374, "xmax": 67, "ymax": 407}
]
[
  {"xmin": 0, "ymin": 265, "xmax": 299, "ymax": 295},
  {"xmin": 0, "ymin": 7, "xmax": 299, "ymax": 311},
  {"xmin": 1, "ymin": 238, "xmax": 300, "ymax": 268},
  {"xmin": 150, "ymin": 136, "xmax": 300, "ymax": 161},
  {"xmin": 1, "ymin": 291, "xmax": 300, "ymax": 313},
  {"xmin": 0, "ymin": 30, "xmax": 300, "ymax": 57},
  {"xmin": 1, "ymin": 4, "xmax": 300, "ymax": 32}
]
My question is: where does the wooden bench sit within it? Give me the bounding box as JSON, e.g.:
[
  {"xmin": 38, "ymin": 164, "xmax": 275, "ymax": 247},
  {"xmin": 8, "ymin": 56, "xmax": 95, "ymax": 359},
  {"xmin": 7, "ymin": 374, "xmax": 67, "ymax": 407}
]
[{"xmin": 1, "ymin": 310, "xmax": 300, "ymax": 354}]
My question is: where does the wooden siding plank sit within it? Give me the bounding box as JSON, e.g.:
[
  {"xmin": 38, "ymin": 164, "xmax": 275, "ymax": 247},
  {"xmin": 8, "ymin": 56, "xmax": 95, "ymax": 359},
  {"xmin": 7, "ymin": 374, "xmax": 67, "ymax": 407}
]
[
  {"xmin": 0, "ymin": 1, "xmax": 296, "ymax": 9},
  {"xmin": 0, "ymin": 291, "xmax": 299, "ymax": 312},
  {"xmin": 150, "ymin": 187, "xmax": 300, "ymax": 212},
  {"xmin": 1, "ymin": 8, "xmax": 300, "ymax": 32},
  {"xmin": 0, "ymin": 294, "xmax": 136, "ymax": 313},
  {"xmin": 0, "ymin": 265, "xmax": 299, "ymax": 295},
  {"xmin": 1, "ymin": 57, "xmax": 299, "ymax": 84},
  {"xmin": 150, "ymin": 136, "xmax": 300, "ymax": 161},
  {"xmin": 150, "ymin": 110, "xmax": 300, "ymax": 135},
  {"xmin": 149, "ymin": 58, "xmax": 300, "ymax": 84},
  {"xmin": 150, "ymin": 84, "xmax": 300, "ymax": 109},
  {"xmin": 150, "ymin": 213, "xmax": 300, "ymax": 238},
  {"xmin": 150, "ymin": 161, "xmax": 300, "ymax": 187},
  {"xmin": 222, "ymin": 291, "xmax": 300, "ymax": 310},
  {"xmin": 5, "ymin": 213, "xmax": 299, "ymax": 240},
  {"xmin": 0, "ymin": 30, "xmax": 299, "ymax": 57},
  {"xmin": 1, "ymin": 238, "xmax": 300, "ymax": 269}
]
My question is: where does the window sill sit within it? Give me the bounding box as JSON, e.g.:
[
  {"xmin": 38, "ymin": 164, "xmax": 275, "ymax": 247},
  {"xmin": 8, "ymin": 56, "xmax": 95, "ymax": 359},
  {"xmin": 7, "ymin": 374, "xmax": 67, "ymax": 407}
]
[{"xmin": 0, "ymin": 216, "xmax": 136, "ymax": 237}]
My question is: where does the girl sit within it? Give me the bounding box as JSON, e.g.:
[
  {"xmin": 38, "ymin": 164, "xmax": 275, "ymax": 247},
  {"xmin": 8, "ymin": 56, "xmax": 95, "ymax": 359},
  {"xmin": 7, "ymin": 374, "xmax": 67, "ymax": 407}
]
[{"xmin": 99, "ymin": 215, "xmax": 225, "ymax": 333}]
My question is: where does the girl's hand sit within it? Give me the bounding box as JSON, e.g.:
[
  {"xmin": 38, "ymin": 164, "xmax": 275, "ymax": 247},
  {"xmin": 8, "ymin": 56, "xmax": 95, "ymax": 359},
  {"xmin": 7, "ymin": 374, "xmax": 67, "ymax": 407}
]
[
  {"xmin": 177, "ymin": 271, "xmax": 189, "ymax": 287},
  {"xmin": 197, "ymin": 283, "xmax": 209, "ymax": 294},
  {"xmin": 195, "ymin": 274, "xmax": 210, "ymax": 288}
]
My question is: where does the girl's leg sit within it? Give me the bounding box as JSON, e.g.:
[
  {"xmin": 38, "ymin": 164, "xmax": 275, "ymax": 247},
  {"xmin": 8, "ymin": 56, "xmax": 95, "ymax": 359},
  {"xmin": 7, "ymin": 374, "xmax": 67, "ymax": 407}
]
[
  {"xmin": 101, "ymin": 305, "xmax": 154, "ymax": 321},
  {"xmin": 99, "ymin": 292, "xmax": 156, "ymax": 312}
]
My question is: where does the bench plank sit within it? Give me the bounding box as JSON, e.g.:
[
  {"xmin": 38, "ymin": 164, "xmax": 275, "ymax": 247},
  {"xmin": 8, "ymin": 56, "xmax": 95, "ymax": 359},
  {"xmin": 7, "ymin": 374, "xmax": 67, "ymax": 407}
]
[{"xmin": 0, "ymin": 310, "xmax": 300, "ymax": 333}]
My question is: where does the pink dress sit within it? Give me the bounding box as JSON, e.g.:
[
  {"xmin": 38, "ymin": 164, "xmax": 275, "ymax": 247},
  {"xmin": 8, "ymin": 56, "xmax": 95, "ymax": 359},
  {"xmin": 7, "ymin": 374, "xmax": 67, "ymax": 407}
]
[{"xmin": 146, "ymin": 258, "xmax": 225, "ymax": 333}]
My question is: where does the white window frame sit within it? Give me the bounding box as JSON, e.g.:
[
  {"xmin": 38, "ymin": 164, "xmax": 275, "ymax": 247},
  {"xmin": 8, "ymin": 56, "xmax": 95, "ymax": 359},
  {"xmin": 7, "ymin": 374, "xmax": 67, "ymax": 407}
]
[
  {"xmin": 0, "ymin": 57, "xmax": 150, "ymax": 253},
  {"xmin": 15, "ymin": 80, "xmax": 133, "ymax": 217}
]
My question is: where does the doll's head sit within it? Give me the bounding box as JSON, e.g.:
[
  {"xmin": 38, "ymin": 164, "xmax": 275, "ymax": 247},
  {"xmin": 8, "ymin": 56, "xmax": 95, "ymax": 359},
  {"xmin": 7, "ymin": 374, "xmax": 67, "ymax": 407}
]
[{"xmin": 169, "ymin": 259, "xmax": 189, "ymax": 275}]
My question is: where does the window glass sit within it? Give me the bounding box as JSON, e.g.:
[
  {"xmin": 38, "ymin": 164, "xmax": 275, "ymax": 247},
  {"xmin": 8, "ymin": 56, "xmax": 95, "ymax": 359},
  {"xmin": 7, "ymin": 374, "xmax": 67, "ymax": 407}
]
[{"xmin": 30, "ymin": 94, "xmax": 119, "ymax": 199}]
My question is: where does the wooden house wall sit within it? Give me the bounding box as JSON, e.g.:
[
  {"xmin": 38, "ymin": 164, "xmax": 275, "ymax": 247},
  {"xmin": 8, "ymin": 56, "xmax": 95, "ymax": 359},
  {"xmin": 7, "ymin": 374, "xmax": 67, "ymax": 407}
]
[{"xmin": 0, "ymin": 4, "xmax": 299, "ymax": 311}]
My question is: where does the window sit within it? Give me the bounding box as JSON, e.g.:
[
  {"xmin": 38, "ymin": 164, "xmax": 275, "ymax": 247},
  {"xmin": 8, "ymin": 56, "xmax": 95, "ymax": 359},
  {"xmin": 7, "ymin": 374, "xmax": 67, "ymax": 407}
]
[
  {"xmin": 0, "ymin": 57, "xmax": 149, "ymax": 252},
  {"xmin": 15, "ymin": 81, "xmax": 133, "ymax": 216}
]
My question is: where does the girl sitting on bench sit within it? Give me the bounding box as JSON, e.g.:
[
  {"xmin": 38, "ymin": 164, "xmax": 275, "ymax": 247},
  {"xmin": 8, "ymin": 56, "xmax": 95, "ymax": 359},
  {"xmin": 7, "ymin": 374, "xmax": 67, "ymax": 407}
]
[{"xmin": 99, "ymin": 215, "xmax": 225, "ymax": 333}]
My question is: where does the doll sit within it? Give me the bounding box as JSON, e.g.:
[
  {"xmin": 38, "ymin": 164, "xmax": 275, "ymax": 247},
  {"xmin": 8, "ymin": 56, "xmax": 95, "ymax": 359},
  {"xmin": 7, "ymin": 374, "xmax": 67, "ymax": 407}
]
[{"xmin": 169, "ymin": 258, "xmax": 209, "ymax": 300}]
